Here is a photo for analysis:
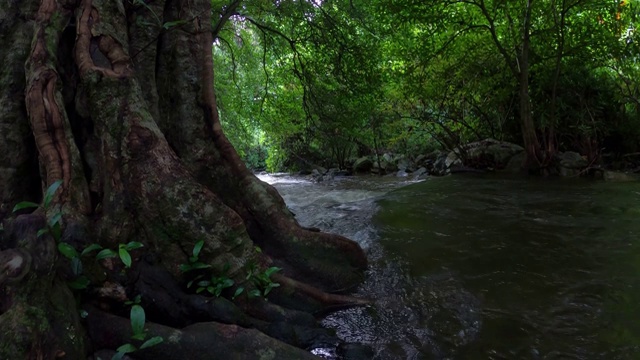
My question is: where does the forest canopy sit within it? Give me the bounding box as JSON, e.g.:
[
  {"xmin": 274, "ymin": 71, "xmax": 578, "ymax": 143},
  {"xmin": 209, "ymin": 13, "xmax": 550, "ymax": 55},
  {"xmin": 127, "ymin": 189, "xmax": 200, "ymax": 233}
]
[{"xmin": 214, "ymin": 0, "xmax": 640, "ymax": 173}]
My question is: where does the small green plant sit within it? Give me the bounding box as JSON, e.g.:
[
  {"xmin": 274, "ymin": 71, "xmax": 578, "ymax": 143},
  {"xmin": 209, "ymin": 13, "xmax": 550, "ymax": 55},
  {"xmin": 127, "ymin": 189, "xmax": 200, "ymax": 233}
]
[
  {"xmin": 195, "ymin": 273, "xmax": 234, "ymax": 297},
  {"xmin": 95, "ymin": 241, "xmax": 144, "ymax": 268},
  {"xmin": 112, "ymin": 295, "xmax": 163, "ymax": 360},
  {"xmin": 179, "ymin": 240, "xmax": 212, "ymax": 273},
  {"xmin": 191, "ymin": 263, "xmax": 243, "ymax": 298},
  {"xmin": 245, "ymin": 264, "xmax": 282, "ymax": 298},
  {"xmin": 56, "ymin": 242, "xmax": 111, "ymax": 289},
  {"xmin": 13, "ymin": 179, "xmax": 63, "ymax": 240}
]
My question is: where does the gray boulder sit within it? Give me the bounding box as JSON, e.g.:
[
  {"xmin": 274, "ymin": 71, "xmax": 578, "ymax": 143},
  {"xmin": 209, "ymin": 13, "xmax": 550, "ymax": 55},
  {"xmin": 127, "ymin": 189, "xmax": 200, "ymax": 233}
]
[
  {"xmin": 352, "ymin": 157, "xmax": 373, "ymax": 173},
  {"xmin": 413, "ymin": 167, "xmax": 428, "ymax": 177},
  {"xmin": 433, "ymin": 139, "xmax": 524, "ymax": 176},
  {"xmin": 555, "ymin": 151, "xmax": 588, "ymax": 177},
  {"xmin": 603, "ymin": 170, "xmax": 639, "ymax": 182},
  {"xmin": 396, "ymin": 170, "xmax": 409, "ymax": 177}
]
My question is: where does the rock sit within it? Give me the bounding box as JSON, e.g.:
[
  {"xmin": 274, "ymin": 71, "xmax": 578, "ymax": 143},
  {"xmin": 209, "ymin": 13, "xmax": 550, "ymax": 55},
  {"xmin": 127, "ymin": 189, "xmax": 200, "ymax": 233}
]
[
  {"xmin": 425, "ymin": 150, "xmax": 444, "ymax": 161},
  {"xmin": 603, "ymin": 170, "xmax": 639, "ymax": 182},
  {"xmin": 414, "ymin": 154, "xmax": 426, "ymax": 166},
  {"xmin": 556, "ymin": 151, "xmax": 588, "ymax": 169},
  {"xmin": 352, "ymin": 157, "xmax": 373, "ymax": 173},
  {"xmin": 555, "ymin": 151, "xmax": 588, "ymax": 177},
  {"xmin": 432, "ymin": 151, "xmax": 454, "ymax": 176},
  {"xmin": 397, "ymin": 158, "xmax": 411, "ymax": 171},
  {"xmin": 433, "ymin": 139, "xmax": 524, "ymax": 175},
  {"xmin": 377, "ymin": 158, "xmax": 397, "ymax": 174},
  {"xmin": 396, "ymin": 170, "xmax": 408, "ymax": 177},
  {"xmin": 413, "ymin": 167, "xmax": 428, "ymax": 177},
  {"xmin": 382, "ymin": 153, "xmax": 393, "ymax": 164},
  {"xmin": 310, "ymin": 168, "xmax": 324, "ymax": 182},
  {"xmin": 336, "ymin": 343, "xmax": 375, "ymax": 360},
  {"xmin": 502, "ymin": 152, "xmax": 525, "ymax": 173}
]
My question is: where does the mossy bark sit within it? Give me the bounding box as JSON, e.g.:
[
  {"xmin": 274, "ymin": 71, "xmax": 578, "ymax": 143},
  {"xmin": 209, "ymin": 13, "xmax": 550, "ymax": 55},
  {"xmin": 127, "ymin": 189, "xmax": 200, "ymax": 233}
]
[{"xmin": 0, "ymin": 0, "xmax": 367, "ymax": 358}]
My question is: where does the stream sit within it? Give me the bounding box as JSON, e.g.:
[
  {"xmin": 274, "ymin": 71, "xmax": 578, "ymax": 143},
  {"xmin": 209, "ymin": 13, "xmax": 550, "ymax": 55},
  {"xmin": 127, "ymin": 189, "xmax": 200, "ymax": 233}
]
[{"xmin": 258, "ymin": 173, "xmax": 640, "ymax": 360}]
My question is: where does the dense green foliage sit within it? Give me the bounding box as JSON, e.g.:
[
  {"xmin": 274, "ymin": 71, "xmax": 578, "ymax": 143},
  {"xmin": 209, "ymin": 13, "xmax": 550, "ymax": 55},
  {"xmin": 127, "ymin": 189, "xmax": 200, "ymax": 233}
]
[{"xmin": 212, "ymin": 0, "xmax": 640, "ymax": 172}]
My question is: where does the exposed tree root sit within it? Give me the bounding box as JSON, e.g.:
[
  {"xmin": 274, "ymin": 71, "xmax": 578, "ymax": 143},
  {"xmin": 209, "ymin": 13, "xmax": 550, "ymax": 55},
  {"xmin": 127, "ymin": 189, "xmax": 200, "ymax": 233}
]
[{"xmin": 84, "ymin": 306, "xmax": 320, "ymax": 360}]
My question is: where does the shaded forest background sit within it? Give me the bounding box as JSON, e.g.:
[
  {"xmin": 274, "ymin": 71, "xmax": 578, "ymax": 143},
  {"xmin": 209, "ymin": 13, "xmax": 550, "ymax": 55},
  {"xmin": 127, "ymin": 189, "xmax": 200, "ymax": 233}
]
[{"xmin": 213, "ymin": 0, "xmax": 640, "ymax": 173}]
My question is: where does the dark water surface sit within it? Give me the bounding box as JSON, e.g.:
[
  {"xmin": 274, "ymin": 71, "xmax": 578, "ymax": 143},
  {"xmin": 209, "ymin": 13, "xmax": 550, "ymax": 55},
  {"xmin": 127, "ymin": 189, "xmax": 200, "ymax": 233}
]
[{"xmin": 259, "ymin": 174, "xmax": 640, "ymax": 359}]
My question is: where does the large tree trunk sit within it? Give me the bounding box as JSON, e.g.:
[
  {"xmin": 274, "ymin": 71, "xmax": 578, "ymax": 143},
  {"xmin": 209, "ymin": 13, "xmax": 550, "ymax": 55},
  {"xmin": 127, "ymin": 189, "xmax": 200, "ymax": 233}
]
[{"xmin": 0, "ymin": 0, "xmax": 368, "ymax": 358}]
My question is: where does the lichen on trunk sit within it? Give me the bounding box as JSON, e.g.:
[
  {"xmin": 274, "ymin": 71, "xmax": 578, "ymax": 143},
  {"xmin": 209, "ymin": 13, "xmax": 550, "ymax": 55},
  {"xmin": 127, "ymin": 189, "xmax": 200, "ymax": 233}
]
[{"xmin": 0, "ymin": 0, "xmax": 368, "ymax": 358}]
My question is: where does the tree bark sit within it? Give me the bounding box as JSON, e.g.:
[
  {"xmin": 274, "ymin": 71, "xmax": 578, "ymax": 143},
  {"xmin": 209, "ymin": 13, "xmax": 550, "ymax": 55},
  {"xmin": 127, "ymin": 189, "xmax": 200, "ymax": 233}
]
[{"xmin": 0, "ymin": 0, "xmax": 368, "ymax": 358}]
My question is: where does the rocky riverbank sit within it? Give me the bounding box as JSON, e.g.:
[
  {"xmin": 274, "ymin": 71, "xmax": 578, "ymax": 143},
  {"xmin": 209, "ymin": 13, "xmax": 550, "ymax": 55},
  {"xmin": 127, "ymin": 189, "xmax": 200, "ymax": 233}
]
[{"xmin": 297, "ymin": 139, "xmax": 640, "ymax": 182}]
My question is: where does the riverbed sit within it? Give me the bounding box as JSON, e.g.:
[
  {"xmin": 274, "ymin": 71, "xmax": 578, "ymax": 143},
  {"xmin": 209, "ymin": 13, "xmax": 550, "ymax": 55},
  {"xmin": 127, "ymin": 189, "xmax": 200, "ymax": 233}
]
[{"xmin": 259, "ymin": 173, "xmax": 640, "ymax": 360}]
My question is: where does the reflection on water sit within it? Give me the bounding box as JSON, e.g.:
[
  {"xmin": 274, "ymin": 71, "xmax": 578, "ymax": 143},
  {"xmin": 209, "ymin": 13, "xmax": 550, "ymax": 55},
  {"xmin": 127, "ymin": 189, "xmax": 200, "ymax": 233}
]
[{"xmin": 262, "ymin": 173, "xmax": 640, "ymax": 359}]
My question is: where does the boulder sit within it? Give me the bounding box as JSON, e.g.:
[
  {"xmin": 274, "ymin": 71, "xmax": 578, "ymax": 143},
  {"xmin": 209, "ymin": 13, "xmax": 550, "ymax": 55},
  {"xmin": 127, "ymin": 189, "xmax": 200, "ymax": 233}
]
[
  {"xmin": 433, "ymin": 139, "xmax": 524, "ymax": 176},
  {"xmin": 397, "ymin": 158, "xmax": 412, "ymax": 172},
  {"xmin": 502, "ymin": 152, "xmax": 525, "ymax": 173},
  {"xmin": 352, "ymin": 157, "xmax": 373, "ymax": 173},
  {"xmin": 555, "ymin": 151, "xmax": 588, "ymax": 177},
  {"xmin": 413, "ymin": 167, "xmax": 428, "ymax": 177},
  {"xmin": 432, "ymin": 151, "xmax": 455, "ymax": 176},
  {"xmin": 603, "ymin": 170, "xmax": 639, "ymax": 182},
  {"xmin": 556, "ymin": 151, "xmax": 588, "ymax": 169}
]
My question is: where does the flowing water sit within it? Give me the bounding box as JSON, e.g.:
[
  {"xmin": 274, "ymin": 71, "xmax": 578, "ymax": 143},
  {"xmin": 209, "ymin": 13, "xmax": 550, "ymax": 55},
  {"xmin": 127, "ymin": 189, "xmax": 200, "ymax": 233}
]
[{"xmin": 258, "ymin": 173, "xmax": 640, "ymax": 360}]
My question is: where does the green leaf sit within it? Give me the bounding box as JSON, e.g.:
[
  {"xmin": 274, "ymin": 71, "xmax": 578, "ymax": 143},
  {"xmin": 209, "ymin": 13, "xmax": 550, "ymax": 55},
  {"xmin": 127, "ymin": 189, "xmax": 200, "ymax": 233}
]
[
  {"xmin": 222, "ymin": 278, "xmax": 234, "ymax": 288},
  {"xmin": 187, "ymin": 275, "xmax": 203, "ymax": 288},
  {"xmin": 71, "ymin": 257, "xmax": 83, "ymax": 276},
  {"xmin": 191, "ymin": 263, "xmax": 211, "ymax": 270},
  {"xmin": 111, "ymin": 351, "xmax": 125, "ymax": 360},
  {"xmin": 263, "ymin": 282, "xmax": 280, "ymax": 296},
  {"xmin": 48, "ymin": 212, "xmax": 62, "ymax": 227},
  {"xmin": 131, "ymin": 332, "xmax": 147, "ymax": 341},
  {"xmin": 196, "ymin": 287, "xmax": 205, "ymax": 294},
  {"xmin": 119, "ymin": 248, "xmax": 132, "ymax": 268},
  {"xmin": 43, "ymin": 180, "xmax": 63, "ymax": 209},
  {"xmin": 57, "ymin": 242, "xmax": 78, "ymax": 259},
  {"xmin": 12, "ymin": 201, "xmax": 39, "ymax": 213},
  {"xmin": 139, "ymin": 336, "xmax": 164, "ymax": 349},
  {"xmin": 179, "ymin": 264, "xmax": 192, "ymax": 273},
  {"xmin": 68, "ymin": 276, "xmax": 90, "ymax": 290},
  {"xmin": 51, "ymin": 222, "xmax": 62, "ymax": 240},
  {"xmin": 232, "ymin": 287, "xmax": 244, "ymax": 299},
  {"xmin": 264, "ymin": 267, "xmax": 282, "ymax": 277},
  {"xmin": 130, "ymin": 304, "xmax": 146, "ymax": 337},
  {"xmin": 207, "ymin": 286, "xmax": 215, "ymax": 295},
  {"xmin": 126, "ymin": 241, "xmax": 144, "ymax": 251},
  {"xmin": 116, "ymin": 343, "xmax": 137, "ymax": 354},
  {"xmin": 192, "ymin": 240, "xmax": 204, "ymax": 257},
  {"xmin": 248, "ymin": 289, "xmax": 262, "ymax": 298},
  {"xmin": 81, "ymin": 244, "xmax": 103, "ymax": 256},
  {"xmin": 36, "ymin": 228, "xmax": 49, "ymax": 238},
  {"xmin": 96, "ymin": 249, "xmax": 117, "ymax": 260},
  {"xmin": 79, "ymin": 310, "xmax": 89, "ymax": 318}
]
